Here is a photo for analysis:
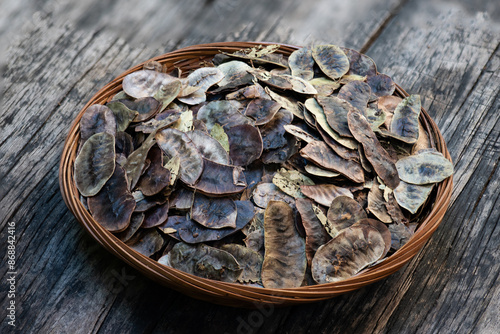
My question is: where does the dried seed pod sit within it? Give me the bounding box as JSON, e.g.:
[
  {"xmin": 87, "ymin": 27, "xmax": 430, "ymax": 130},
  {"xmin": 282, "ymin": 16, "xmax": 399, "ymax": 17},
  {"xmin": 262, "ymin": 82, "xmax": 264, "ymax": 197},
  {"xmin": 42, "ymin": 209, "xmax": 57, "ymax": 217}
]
[
  {"xmin": 312, "ymin": 45, "xmax": 349, "ymax": 80},
  {"xmin": 284, "ymin": 124, "xmax": 321, "ymax": 143},
  {"xmin": 88, "ymin": 164, "xmax": 135, "ymax": 232},
  {"xmin": 288, "ymin": 47, "xmax": 315, "ymax": 80},
  {"xmin": 396, "ymin": 149, "xmax": 453, "ymax": 185},
  {"xmin": 259, "ymin": 109, "xmax": 294, "ymax": 150},
  {"xmin": 226, "ymin": 83, "xmax": 270, "ymax": 100},
  {"xmin": 197, "ymin": 100, "xmax": 251, "ymax": 131},
  {"xmin": 304, "ymin": 98, "xmax": 358, "ymax": 150},
  {"xmin": 122, "ymin": 70, "xmax": 178, "ymax": 98},
  {"xmin": 126, "ymin": 228, "xmax": 165, "ymax": 257},
  {"xmin": 347, "ymin": 110, "xmax": 400, "ymax": 189},
  {"xmin": 311, "ymin": 224, "xmax": 385, "ymax": 283},
  {"xmin": 317, "ymin": 95, "xmax": 354, "ymax": 137},
  {"xmin": 186, "ymin": 130, "xmax": 230, "ymax": 165},
  {"xmin": 226, "ymin": 124, "xmax": 263, "ymax": 166},
  {"xmin": 185, "ymin": 67, "xmax": 224, "ymax": 91},
  {"xmin": 367, "ymin": 179, "xmax": 392, "ymax": 223},
  {"xmin": 156, "ymin": 128, "xmax": 204, "ymax": 185},
  {"xmin": 162, "ymin": 243, "xmax": 241, "ymax": 283},
  {"xmin": 142, "ymin": 201, "xmax": 170, "ymax": 228},
  {"xmin": 136, "ymin": 147, "xmax": 170, "ymax": 196},
  {"xmin": 123, "ymin": 131, "xmax": 158, "ymax": 190},
  {"xmin": 243, "ymin": 98, "xmax": 281, "ymax": 125},
  {"xmin": 272, "ymin": 168, "xmax": 315, "ymax": 198},
  {"xmin": 115, "ymin": 212, "xmax": 145, "ymax": 242},
  {"xmin": 106, "ymin": 101, "xmax": 138, "ymax": 132},
  {"xmin": 168, "ymin": 187, "xmax": 194, "ymax": 211},
  {"xmin": 133, "ymin": 191, "xmax": 168, "ymax": 212},
  {"xmin": 120, "ymin": 97, "xmax": 161, "ymax": 123},
  {"xmin": 252, "ymin": 182, "xmax": 296, "ymax": 209},
  {"xmin": 209, "ymin": 123, "xmax": 230, "ymax": 153},
  {"xmin": 315, "ymin": 123, "xmax": 360, "ymax": 161},
  {"xmin": 154, "ymin": 80, "xmax": 182, "ymax": 111},
  {"xmin": 216, "ymin": 60, "xmax": 254, "ymax": 90},
  {"xmin": 366, "ymin": 74, "xmax": 395, "ymax": 99},
  {"xmin": 79, "ymin": 104, "xmax": 116, "ymax": 143},
  {"xmin": 296, "ymin": 198, "xmax": 331, "ymax": 266},
  {"xmin": 326, "ymin": 196, "xmax": 367, "ymax": 237},
  {"xmin": 179, "ymin": 200, "xmax": 255, "ymax": 244},
  {"xmin": 114, "ymin": 132, "xmax": 135, "ymax": 165},
  {"xmin": 134, "ymin": 112, "xmax": 180, "ymax": 134},
  {"xmin": 191, "ymin": 193, "xmax": 237, "ymax": 229},
  {"xmin": 390, "ymin": 95, "xmax": 421, "ymax": 144},
  {"xmin": 300, "ymin": 184, "xmax": 353, "ymax": 207},
  {"xmin": 260, "ymin": 134, "xmax": 300, "ymax": 164},
  {"xmin": 304, "ymin": 164, "xmax": 340, "ymax": 178},
  {"xmin": 341, "ymin": 47, "xmax": 377, "ymax": 77},
  {"xmin": 262, "ymin": 201, "xmax": 307, "ymax": 289},
  {"xmin": 300, "ymin": 141, "xmax": 365, "ymax": 183},
  {"xmin": 191, "ymin": 158, "xmax": 247, "ymax": 196},
  {"xmin": 220, "ymin": 244, "xmax": 263, "ymax": 283},
  {"xmin": 338, "ymin": 81, "xmax": 372, "ymax": 114},
  {"xmin": 393, "ymin": 181, "xmax": 434, "ymax": 214},
  {"xmin": 309, "ymin": 77, "xmax": 341, "ymax": 96},
  {"xmin": 353, "ymin": 218, "xmax": 392, "ymax": 258},
  {"xmin": 388, "ymin": 223, "xmax": 414, "ymax": 250},
  {"xmin": 75, "ymin": 132, "xmax": 116, "ymax": 197}
]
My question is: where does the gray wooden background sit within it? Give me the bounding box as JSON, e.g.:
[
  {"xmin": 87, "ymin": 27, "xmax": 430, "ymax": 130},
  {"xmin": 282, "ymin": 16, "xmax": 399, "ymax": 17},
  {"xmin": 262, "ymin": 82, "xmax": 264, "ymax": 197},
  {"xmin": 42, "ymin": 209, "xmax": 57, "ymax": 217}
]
[{"xmin": 1, "ymin": 0, "xmax": 499, "ymax": 333}]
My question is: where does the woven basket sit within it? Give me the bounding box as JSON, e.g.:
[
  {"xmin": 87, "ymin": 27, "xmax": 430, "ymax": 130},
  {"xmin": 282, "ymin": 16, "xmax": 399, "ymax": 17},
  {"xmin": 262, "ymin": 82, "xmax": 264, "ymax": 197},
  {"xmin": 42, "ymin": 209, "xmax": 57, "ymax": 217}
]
[{"xmin": 59, "ymin": 42, "xmax": 453, "ymax": 308}]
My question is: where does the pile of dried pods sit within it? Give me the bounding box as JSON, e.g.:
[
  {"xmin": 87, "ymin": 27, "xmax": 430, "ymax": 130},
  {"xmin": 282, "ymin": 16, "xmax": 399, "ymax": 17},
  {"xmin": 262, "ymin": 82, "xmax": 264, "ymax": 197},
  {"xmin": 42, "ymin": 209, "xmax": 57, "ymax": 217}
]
[{"xmin": 74, "ymin": 44, "xmax": 453, "ymax": 287}]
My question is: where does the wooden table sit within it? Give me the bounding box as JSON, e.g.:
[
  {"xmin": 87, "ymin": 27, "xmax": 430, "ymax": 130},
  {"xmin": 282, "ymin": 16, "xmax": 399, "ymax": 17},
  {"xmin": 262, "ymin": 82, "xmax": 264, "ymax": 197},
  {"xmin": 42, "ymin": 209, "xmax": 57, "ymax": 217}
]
[{"xmin": 1, "ymin": 0, "xmax": 499, "ymax": 332}]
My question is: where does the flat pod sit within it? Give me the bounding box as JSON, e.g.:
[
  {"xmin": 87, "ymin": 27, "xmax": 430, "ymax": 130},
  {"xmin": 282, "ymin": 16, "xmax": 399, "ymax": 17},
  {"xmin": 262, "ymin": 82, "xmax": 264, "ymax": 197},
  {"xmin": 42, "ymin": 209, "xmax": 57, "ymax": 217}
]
[
  {"xmin": 134, "ymin": 112, "xmax": 180, "ymax": 134},
  {"xmin": 304, "ymin": 164, "xmax": 340, "ymax": 178},
  {"xmin": 186, "ymin": 130, "xmax": 229, "ymax": 164},
  {"xmin": 88, "ymin": 164, "xmax": 135, "ymax": 232},
  {"xmin": 312, "ymin": 45, "xmax": 349, "ymax": 80},
  {"xmin": 75, "ymin": 132, "xmax": 116, "ymax": 197},
  {"xmin": 317, "ymin": 96, "xmax": 354, "ymax": 137},
  {"xmin": 300, "ymin": 184, "xmax": 353, "ymax": 207},
  {"xmin": 122, "ymin": 69, "xmax": 178, "ymax": 98},
  {"xmin": 283, "ymin": 124, "xmax": 321, "ymax": 143},
  {"xmin": 164, "ymin": 243, "xmax": 241, "ymax": 283},
  {"xmin": 154, "ymin": 80, "xmax": 182, "ymax": 111},
  {"xmin": 326, "ymin": 196, "xmax": 367, "ymax": 237},
  {"xmin": 168, "ymin": 187, "xmax": 194, "ymax": 211},
  {"xmin": 123, "ymin": 131, "xmax": 159, "ymax": 190},
  {"xmin": 221, "ymin": 45, "xmax": 287, "ymax": 68},
  {"xmin": 142, "ymin": 201, "xmax": 170, "ymax": 228},
  {"xmin": 315, "ymin": 122, "xmax": 360, "ymax": 161},
  {"xmin": 191, "ymin": 158, "xmax": 247, "ymax": 196},
  {"xmin": 106, "ymin": 101, "xmax": 138, "ymax": 132},
  {"xmin": 185, "ymin": 67, "xmax": 224, "ymax": 91},
  {"xmin": 365, "ymin": 107, "xmax": 386, "ymax": 131},
  {"xmin": 288, "ymin": 47, "xmax": 315, "ymax": 80},
  {"xmin": 338, "ymin": 81, "xmax": 372, "ymax": 114},
  {"xmin": 252, "ymin": 182, "xmax": 296, "ymax": 209},
  {"xmin": 220, "ymin": 244, "xmax": 263, "ymax": 283},
  {"xmin": 259, "ymin": 109, "xmax": 294, "ymax": 150},
  {"xmin": 216, "ymin": 60, "xmax": 254, "ymax": 90},
  {"xmin": 226, "ymin": 124, "xmax": 263, "ymax": 166},
  {"xmin": 226, "ymin": 83, "xmax": 270, "ymax": 100},
  {"xmin": 311, "ymin": 224, "xmax": 385, "ymax": 283},
  {"xmin": 209, "ymin": 123, "xmax": 230, "ymax": 152},
  {"xmin": 133, "ymin": 191, "xmax": 168, "ymax": 212},
  {"xmin": 156, "ymin": 128, "xmax": 204, "ymax": 185},
  {"xmin": 300, "ymin": 141, "xmax": 364, "ymax": 183},
  {"xmin": 261, "ymin": 134, "xmax": 299, "ymax": 164},
  {"xmin": 262, "ymin": 201, "xmax": 307, "ymax": 289},
  {"xmin": 367, "ymin": 179, "xmax": 392, "ymax": 223},
  {"xmin": 353, "ymin": 218, "xmax": 392, "ymax": 258},
  {"xmin": 272, "ymin": 168, "xmax": 315, "ymax": 198},
  {"xmin": 366, "ymin": 74, "xmax": 395, "ymax": 99},
  {"xmin": 197, "ymin": 100, "xmax": 251, "ymax": 131},
  {"xmin": 126, "ymin": 228, "xmax": 165, "ymax": 257},
  {"xmin": 266, "ymin": 88, "xmax": 304, "ymax": 119},
  {"xmin": 244, "ymin": 98, "xmax": 281, "ymax": 125},
  {"xmin": 347, "ymin": 110, "xmax": 400, "ymax": 189},
  {"xmin": 304, "ymin": 98, "xmax": 358, "ymax": 150},
  {"xmin": 179, "ymin": 200, "xmax": 255, "ymax": 243},
  {"xmin": 191, "ymin": 193, "xmax": 237, "ymax": 229},
  {"xmin": 79, "ymin": 104, "xmax": 116, "ymax": 143},
  {"xmin": 115, "ymin": 212, "xmax": 145, "ymax": 242},
  {"xmin": 388, "ymin": 223, "xmax": 414, "ymax": 250},
  {"xmin": 309, "ymin": 77, "xmax": 341, "ymax": 96},
  {"xmin": 341, "ymin": 47, "xmax": 377, "ymax": 77},
  {"xmin": 396, "ymin": 149, "xmax": 453, "ymax": 185},
  {"xmin": 120, "ymin": 97, "xmax": 161, "ymax": 123},
  {"xmin": 390, "ymin": 95, "xmax": 421, "ymax": 144},
  {"xmin": 296, "ymin": 198, "xmax": 331, "ymax": 266},
  {"xmin": 137, "ymin": 147, "xmax": 171, "ymax": 196},
  {"xmin": 393, "ymin": 181, "xmax": 434, "ymax": 214}
]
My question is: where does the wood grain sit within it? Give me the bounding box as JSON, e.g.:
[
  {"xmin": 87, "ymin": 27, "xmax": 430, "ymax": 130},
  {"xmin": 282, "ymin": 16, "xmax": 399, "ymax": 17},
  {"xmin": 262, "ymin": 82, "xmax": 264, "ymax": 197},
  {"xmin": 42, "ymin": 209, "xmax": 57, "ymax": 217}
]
[{"xmin": 0, "ymin": 0, "xmax": 498, "ymax": 333}]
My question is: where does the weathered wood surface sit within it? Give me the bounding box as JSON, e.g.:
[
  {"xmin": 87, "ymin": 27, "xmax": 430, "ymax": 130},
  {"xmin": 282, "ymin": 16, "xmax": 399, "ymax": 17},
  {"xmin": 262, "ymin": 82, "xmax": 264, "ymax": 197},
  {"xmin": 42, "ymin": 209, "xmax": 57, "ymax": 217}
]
[{"xmin": 1, "ymin": 0, "xmax": 499, "ymax": 333}]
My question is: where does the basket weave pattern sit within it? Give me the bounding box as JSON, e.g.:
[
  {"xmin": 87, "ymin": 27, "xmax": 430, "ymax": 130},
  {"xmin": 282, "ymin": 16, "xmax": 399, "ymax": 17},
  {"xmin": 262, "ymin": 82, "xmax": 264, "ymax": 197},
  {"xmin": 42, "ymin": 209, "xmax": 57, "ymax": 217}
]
[{"xmin": 59, "ymin": 42, "xmax": 453, "ymax": 307}]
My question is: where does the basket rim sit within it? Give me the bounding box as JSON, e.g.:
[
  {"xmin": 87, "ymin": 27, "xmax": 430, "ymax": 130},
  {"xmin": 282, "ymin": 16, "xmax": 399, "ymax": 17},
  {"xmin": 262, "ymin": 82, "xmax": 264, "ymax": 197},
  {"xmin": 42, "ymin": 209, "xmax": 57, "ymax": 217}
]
[{"xmin": 59, "ymin": 41, "xmax": 453, "ymax": 307}]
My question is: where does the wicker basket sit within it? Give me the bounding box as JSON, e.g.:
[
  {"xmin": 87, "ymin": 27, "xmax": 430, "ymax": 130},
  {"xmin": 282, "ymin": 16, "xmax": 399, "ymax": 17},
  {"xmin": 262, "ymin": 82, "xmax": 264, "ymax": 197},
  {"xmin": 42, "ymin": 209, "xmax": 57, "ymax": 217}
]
[{"xmin": 59, "ymin": 42, "xmax": 453, "ymax": 308}]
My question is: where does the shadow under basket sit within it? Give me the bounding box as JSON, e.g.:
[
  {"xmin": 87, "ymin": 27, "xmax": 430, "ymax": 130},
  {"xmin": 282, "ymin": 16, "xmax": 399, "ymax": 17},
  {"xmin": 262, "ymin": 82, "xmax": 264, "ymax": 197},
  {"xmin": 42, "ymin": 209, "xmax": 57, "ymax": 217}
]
[{"xmin": 59, "ymin": 42, "xmax": 453, "ymax": 308}]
